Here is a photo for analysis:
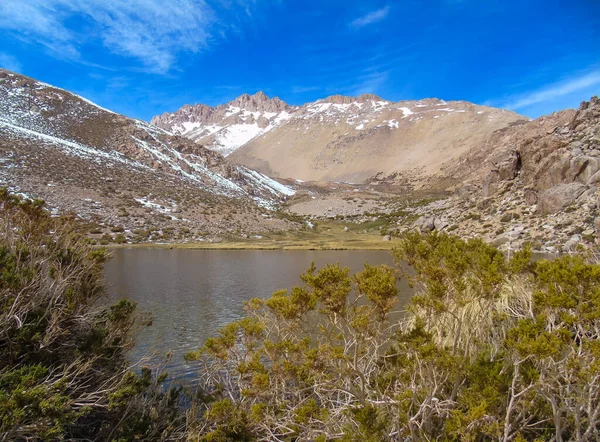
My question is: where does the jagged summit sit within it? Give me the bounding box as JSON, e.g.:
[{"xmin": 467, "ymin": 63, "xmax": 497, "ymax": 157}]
[
  {"xmin": 150, "ymin": 91, "xmax": 295, "ymax": 156},
  {"xmin": 228, "ymin": 91, "xmax": 290, "ymax": 113}
]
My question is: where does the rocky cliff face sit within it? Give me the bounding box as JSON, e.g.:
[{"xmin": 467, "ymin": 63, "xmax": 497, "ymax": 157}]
[
  {"xmin": 0, "ymin": 70, "xmax": 298, "ymax": 243},
  {"xmin": 472, "ymin": 96, "xmax": 600, "ymax": 213}
]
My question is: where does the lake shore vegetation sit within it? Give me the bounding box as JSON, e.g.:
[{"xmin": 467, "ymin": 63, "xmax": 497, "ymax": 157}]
[{"xmin": 2, "ymin": 190, "xmax": 599, "ymax": 441}]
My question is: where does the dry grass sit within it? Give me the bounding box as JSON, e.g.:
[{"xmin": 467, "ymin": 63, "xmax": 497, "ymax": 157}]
[{"xmin": 108, "ymin": 221, "xmax": 396, "ymax": 250}]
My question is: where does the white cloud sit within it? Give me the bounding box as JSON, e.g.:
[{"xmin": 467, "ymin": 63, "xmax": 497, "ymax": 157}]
[
  {"xmin": 0, "ymin": 0, "xmax": 217, "ymax": 73},
  {"xmin": 349, "ymin": 6, "xmax": 390, "ymax": 28},
  {"xmin": 496, "ymin": 69, "xmax": 600, "ymax": 110},
  {"xmin": 0, "ymin": 53, "xmax": 22, "ymax": 73},
  {"xmin": 352, "ymin": 70, "xmax": 389, "ymax": 96}
]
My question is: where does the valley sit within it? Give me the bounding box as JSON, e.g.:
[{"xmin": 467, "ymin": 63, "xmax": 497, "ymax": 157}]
[{"xmin": 1, "ymin": 68, "xmax": 599, "ymax": 254}]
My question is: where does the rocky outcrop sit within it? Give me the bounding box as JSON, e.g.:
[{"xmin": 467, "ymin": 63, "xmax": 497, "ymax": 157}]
[
  {"xmin": 150, "ymin": 91, "xmax": 291, "ymax": 132},
  {"xmin": 537, "ymin": 183, "xmax": 587, "ymax": 214},
  {"xmin": 459, "ymin": 97, "xmax": 599, "ymax": 203},
  {"xmin": 228, "ymin": 91, "xmax": 290, "ymax": 113},
  {"xmin": 149, "ymin": 91, "xmax": 293, "ymax": 155},
  {"xmin": 474, "ymin": 97, "xmax": 600, "ymax": 214},
  {"xmin": 413, "ymin": 215, "xmax": 449, "ymax": 233},
  {"xmin": 321, "ymin": 94, "xmax": 384, "ymax": 104}
]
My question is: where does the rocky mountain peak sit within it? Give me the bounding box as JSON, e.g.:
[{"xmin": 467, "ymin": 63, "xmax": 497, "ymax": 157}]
[
  {"xmin": 150, "ymin": 103, "xmax": 214, "ymax": 129},
  {"xmin": 321, "ymin": 94, "xmax": 385, "ymax": 105},
  {"xmin": 227, "ymin": 91, "xmax": 290, "ymax": 113}
]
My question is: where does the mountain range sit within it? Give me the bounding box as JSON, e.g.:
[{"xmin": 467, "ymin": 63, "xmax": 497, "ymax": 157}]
[
  {"xmin": 152, "ymin": 92, "xmax": 526, "ymax": 186},
  {"xmin": 2, "ymin": 68, "xmax": 599, "ymax": 251}
]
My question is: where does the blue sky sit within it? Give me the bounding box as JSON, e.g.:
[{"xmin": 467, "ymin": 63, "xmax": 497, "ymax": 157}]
[{"xmin": 0, "ymin": 0, "xmax": 599, "ymax": 121}]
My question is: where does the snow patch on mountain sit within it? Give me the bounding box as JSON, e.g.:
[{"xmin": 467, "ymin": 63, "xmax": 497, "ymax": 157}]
[
  {"xmin": 239, "ymin": 168, "xmax": 296, "ymax": 197},
  {"xmin": 212, "ymin": 124, "xmax": 269, "ymax": 155}
]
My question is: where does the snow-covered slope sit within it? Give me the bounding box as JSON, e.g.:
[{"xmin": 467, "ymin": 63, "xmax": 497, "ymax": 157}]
[{"xmin": 151, "ymin": 91, "xmax": 294, "ymax": 156}]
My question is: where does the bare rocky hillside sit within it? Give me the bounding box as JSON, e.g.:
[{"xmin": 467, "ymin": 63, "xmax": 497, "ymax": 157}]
[
  {"xmin": 4, "ymin": 67, "xmax": 598, "ymax": 251},
  {"xmin": 0, "ymin": 70, "xmax": 299, "ymax": 243},
  {"xmin": 291, "ymin": 96, "xmax": 600, "ymax": 253}
]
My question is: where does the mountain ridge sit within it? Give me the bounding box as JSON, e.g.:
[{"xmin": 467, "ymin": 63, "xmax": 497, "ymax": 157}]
[{"xmin": 151, "ymin": 92, "xmax": 527, "ymax": 183}]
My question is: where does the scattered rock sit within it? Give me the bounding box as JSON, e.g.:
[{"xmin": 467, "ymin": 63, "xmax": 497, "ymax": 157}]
[
  {"xmin": 564, "ymin": 234, "xmax": 581, "ymax": 251},
  {"xmin": 476, "ymin": 198, "xmax": 493, "ymax": 210}
]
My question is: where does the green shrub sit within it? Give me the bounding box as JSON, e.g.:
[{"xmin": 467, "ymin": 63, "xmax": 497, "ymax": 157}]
[
  {"xmin": 185, "ymin": 231, "xmax": 600, "ymax": 441},
  {"xmin": 0, "ymin": 189, "xmax": 183, "ymax": 440},
  {"xmin": 500, "ymin": 212, "xmax": 520, "ymax": 222}
]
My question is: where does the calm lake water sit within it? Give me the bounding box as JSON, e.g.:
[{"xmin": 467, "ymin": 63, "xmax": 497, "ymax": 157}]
[{"xmin": 104, "ymin": 248, "xmax": 410, "ymax": 383}]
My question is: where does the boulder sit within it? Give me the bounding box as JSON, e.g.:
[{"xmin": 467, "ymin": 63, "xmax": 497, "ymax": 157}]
[
  {"xmin": 382, "ymin": 235, "xmax": 391, "ymax": 241},
  {"xmin": 588, "ymin": 169, "xmax": 600, "ymax": 185},
  {"xmin": 434, "ymin": 218, "xmax": 449, "ymax": 231},
  {"xmin": 490, "ymin": 235, "xmax": 510, "ymax": 247},
  {"xmin": 498, "ymin": 152, "xmax": 521, "ymax": 181},
  {"xmin": 537, "ymin": 183, "xmax": 587, "ymax": 214},
  {"xmin": 536, "ymin": 155, "xmax": 571, "ymax": 191},
  {"xmin": 524, "ymin": 189, "xmax": 538, "ymax": 205},
  {"xmin": 564, "ymin": 234, "xmax": 581, "ymax": 251},
  {"xmin": 487, "ymin": 149, "xmax": 521, "ymax": 181},
  {"xmin": 579, "ymin": 186, "xmax": 598, "ymax": 203},
  {"xmin": 256, "ymin": 115, "xmax": 270, "ymax": 129},
  {"xmin": 568, "ymin": 155, "xmax": 600, "ymax": 184},
  {"xmin": 456, "ymin": 185, "xmax": 478, "ymax": 200},
  {"xmin": 482, "ymin": 170, "xmax": 500, "ymax": 197},
  {"xmin": 414, "ymin": 216, "xmax": 435, "ymax": 233}
]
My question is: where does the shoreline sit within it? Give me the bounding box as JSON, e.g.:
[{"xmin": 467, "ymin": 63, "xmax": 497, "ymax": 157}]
[{"xmin": 102, "ymin": 239, "xmax": 397, "ymax": 251}]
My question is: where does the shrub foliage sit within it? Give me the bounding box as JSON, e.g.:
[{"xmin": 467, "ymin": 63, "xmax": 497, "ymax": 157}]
[
  {"xmin": 0, "ymin": 189, "xmax": 182, "ymax": 441},
  {"xmin": 186, "ymin": 231, "xmax": 600, "ymax": 441},
  {"xmin": 3, "ymin": 187, "xmax": 599, "ymax": 441}
]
